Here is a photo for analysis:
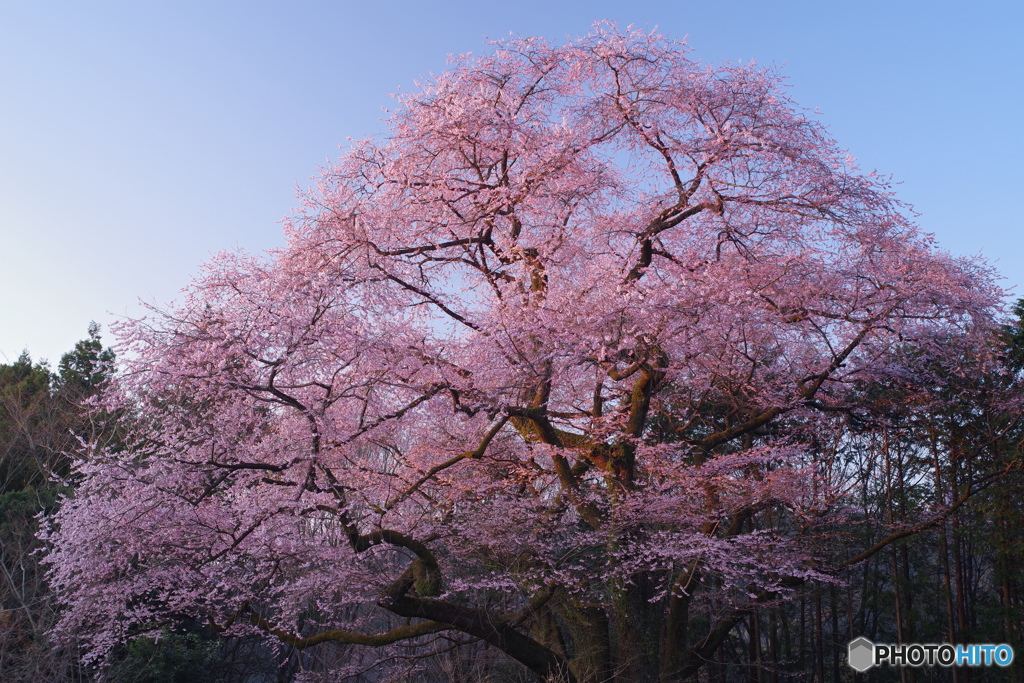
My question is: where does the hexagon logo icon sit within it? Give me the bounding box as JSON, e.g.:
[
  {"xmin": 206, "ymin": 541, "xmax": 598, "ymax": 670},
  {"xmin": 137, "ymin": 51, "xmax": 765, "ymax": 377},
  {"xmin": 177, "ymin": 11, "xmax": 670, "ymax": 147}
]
[{"xmin": 848, "ymin": 637, "xmax": 875, "ymax": 672}]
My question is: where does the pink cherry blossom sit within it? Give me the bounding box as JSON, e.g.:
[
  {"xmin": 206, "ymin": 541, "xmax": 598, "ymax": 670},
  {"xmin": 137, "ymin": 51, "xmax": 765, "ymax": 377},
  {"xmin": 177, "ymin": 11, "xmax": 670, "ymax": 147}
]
[{"xmin": 43, "ymin": 24, "xmax": 1006, "ymax": 682}]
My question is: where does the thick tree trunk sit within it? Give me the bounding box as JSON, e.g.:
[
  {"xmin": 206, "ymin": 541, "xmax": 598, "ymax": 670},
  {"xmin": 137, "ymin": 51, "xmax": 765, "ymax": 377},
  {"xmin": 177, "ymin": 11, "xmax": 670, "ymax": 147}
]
[
  {"xmin": 612, "ymin": 577, "xmax": 659, "ymax": 683},
  {"xmin": 559, "ymin": 600, "xmax": 614, "ymax": 683},
  {"xmin": 749, "ymin": 611, "xmax": 763, "ymax": 683},
  {"xmin": 661, "ymin": 587, "xmax": 691, "ymax": 681}
]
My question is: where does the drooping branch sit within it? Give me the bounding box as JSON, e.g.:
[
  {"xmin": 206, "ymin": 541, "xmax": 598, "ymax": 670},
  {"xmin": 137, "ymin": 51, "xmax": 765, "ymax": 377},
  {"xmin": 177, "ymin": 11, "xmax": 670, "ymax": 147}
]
[
  {"xmin": 378, "ymin": 567, "xmax": 576, "ymax": 683},
  {"xmin": 215, "ymin": 604, "xmax": 454, "ymax": 649}
]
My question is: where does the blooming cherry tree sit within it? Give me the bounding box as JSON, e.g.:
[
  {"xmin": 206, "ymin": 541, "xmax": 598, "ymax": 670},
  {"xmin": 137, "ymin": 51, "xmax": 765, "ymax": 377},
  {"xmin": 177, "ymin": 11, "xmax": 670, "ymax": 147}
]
[{"xmin": 44, "ymin": 25, "xmax": 1004, "ymax": 682}]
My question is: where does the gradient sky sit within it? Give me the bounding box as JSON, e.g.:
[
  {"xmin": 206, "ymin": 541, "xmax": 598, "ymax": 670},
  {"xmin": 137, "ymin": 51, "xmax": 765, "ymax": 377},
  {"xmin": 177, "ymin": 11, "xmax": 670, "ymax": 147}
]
[{"xmin": 2, "ymin": 1, "xmax": 1022, "ymax": 365}]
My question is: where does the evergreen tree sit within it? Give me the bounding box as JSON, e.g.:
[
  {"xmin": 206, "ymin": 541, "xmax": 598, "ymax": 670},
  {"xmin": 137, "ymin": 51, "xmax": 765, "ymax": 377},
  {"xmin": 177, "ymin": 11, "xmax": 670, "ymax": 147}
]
[{"xmin": 0, "ymin": 325, "xmax": 114, "ymax": 682}]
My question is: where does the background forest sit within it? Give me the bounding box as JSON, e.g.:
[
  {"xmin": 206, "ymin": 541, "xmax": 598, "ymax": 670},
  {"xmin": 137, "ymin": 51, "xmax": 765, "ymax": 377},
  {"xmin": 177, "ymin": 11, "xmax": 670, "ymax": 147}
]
[{"xmin": 1, "ymin": 309, "xmax": 1021, "ymax": 682}]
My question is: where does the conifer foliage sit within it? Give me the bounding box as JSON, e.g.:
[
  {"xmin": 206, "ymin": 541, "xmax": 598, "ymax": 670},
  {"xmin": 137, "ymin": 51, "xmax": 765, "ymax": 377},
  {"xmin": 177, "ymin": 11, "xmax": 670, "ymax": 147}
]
[{"xmin": 1, "ymin": 325, "xmax": 115, "ymax": 681}]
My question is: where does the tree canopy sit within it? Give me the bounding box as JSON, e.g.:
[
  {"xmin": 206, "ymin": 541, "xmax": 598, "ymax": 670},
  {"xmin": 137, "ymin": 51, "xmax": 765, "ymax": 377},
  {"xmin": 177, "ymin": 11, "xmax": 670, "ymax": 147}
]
[{"xmin": 43, "ymin": 26, "xmax": 1011, "ymax": 682}]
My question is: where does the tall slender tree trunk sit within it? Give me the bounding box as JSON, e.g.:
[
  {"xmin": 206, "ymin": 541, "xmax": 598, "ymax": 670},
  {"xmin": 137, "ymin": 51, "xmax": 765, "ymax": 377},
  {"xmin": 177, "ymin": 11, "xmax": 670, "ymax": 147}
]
[
  {"xmin": 753, "ymin": 609, "xmax": 763, "ymax": 683},
  {"xmin": 781, "ymin": 600, "xmax": 793, "ymax": 680},
  {"xmin": 800, "ymin": 597, "xmax": 806, "ymax": 672},
  {"xmin": 768, "ymin": 608, "xmax": 779, "ymax": 683},
  {"xmin": 884, "ymin": 434, "xmax": 907, "ymax": 683},
  {"xmin": 932, "ymin": 430, "xmax": 960, "ymax": 683},
  {"xmin": 814, "ymin": 593, "xmax": 825, "ymax": 683},
  {"xmin": 950, "ymin": 453, "xmax": 971, "ymax": 683},
  {"xmin": 896, "ymin": 446, "xmax": 916, "ymax": 683},
  {"xmin": 830, "ymin": 586, "xmax": 840, "ymax": 683}
]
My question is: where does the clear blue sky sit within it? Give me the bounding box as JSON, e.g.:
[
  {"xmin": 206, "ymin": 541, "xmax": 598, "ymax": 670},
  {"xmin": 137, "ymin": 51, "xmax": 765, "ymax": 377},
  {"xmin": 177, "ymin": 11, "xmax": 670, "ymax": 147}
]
[{"xmin": 2, "ymin": 1, "xmax": 1022, "ymax": 365}]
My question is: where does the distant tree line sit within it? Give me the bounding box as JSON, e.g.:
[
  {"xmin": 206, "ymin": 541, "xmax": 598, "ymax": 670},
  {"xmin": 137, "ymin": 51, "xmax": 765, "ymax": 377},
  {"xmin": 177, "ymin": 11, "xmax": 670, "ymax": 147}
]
[{"xmin": 1, "ymin": 323, "xmax": 114, "ymax": 680}]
